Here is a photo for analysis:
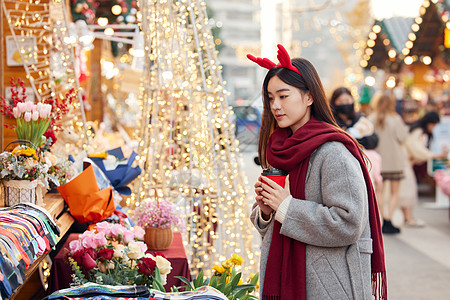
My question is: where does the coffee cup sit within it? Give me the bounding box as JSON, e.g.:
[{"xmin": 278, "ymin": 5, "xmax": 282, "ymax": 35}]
[{"xmin": 261, "ymin": 168, "xmax": 288, "ymax": 188}]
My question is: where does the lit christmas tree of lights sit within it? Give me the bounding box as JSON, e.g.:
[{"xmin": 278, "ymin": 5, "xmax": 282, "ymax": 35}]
[{"xmin": 131, "ymin": 0, "xmax": 259, "ymax": 276}]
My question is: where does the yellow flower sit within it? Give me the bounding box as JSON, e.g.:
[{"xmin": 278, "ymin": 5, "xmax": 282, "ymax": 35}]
[
  {"xmin": 238, "ymin": 279, "xmax": 243, "ymax": 285},
  {"xmin": 89, "ymin": 152, "xmax": 108, "ymax": 159},
  {"xmin": 230, "ymin": 254, "xmax": 244, "ymax": 266},
  {"xmin": 222, "ymin": 259, "xmax": 232, "ymax": 269},
  {"xmin": 248, "ymin": 273, "xmax": 256, "ymax": 281},
  {"xmin": 212, "ymin": 264, "xmax": 225, "ymax": 274},
  {"xmin": 12, "ymin": 147, "xmax": 38, "ymax": 160}
]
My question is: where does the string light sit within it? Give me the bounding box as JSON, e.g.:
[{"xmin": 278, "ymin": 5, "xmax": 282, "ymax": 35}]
[{"xmin": 131, "ymin": 0, "xmax": 258, "ymax": 278}]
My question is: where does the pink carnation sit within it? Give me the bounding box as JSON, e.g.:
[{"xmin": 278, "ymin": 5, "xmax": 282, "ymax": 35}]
[
  {"xmin": 96, "ymin": 221, "xmax": 113, "ymax": 236},
  {"xmin": 69, "ymin": 239, "xmax": 83, "ymax": 253},
  {"xmin": 94, "ymin": 232, "xmax": 107, "ymax": 248},
  {"xmin": 132, "ymin": 226, "xmax": 145, "ymax": 240},
  {"xmin": 81, "ymin": 235, "xmax": 97, "ymax": 249},
  {"xmin": 111, "ymin": 223, "xmax": 125, "ymax": 238},
  {"xmin": 122, "ymin": 229, "xmax": 135, "ymax": 244}
]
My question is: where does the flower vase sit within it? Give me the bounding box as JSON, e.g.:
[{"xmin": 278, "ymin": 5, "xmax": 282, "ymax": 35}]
[
  {"xmin": 3, "ymin": 180, "xmax": 38, "ymax": 206},
  {"xmin": 144, "ymin": 226, "xmax": 173, "ymax": 250}
]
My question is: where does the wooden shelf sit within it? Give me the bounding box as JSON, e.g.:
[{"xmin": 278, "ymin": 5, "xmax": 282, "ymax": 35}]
[{"xmin": 7, "ymin": 193, "xmax": 74, "ymax": 300}]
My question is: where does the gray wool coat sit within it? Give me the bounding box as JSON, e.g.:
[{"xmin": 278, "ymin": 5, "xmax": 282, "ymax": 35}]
[{"xmin": 250, "ymin": 141, "xmax": 373, "ymax": 299}]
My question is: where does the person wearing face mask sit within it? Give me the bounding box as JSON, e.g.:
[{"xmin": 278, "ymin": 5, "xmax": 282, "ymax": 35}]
[{"xmin": 329, "ymin": 87, "xmax": 379, "ymax": 150}]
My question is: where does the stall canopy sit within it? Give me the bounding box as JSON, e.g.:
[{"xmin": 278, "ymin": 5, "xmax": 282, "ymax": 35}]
[
  {"xmin": 401, "ymin": 0, "xmax": 449, "ymax": 68},
  {"xmin": 362, "ymin": 17, "xmax": 414, "ymax": 73}
]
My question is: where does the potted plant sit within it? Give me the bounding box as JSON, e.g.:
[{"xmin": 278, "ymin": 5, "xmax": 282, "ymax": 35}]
[
  {"xmin": 175, "ymin": 254, "xmax": 259, "ymax": 300},
  {"xmin": 132, "ymin": 197, "xmax": 183, "ymax": 250}
]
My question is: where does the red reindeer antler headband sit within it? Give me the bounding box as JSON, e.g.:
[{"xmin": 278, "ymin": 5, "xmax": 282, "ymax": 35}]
[{"xmin": 247, "ymin": 44, "xmax": 302, "ymax": 76}]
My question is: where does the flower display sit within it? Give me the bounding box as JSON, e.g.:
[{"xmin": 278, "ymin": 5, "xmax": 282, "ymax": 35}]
[
  {"xmin": 0, "ymin": 77, "xmax": 78, "ymax": 145},
  {"xmin": 68, "ymin": 222, "xmax": 172, "ymax": 288},
  {"xmin": 176, "ymin": 254, "xmax": 259, "ymax": 300},
  {"xmin": 0, "ymin": 145, "xmax": 59, "ymax": 188},
  {"xmin": 45, "ymin": 152, "xmax": 76, "ymax": 186},
  {"xmin": 132, "ymin": 198, "xmax": 183, "ymax": 229},
  {"xmin": 13, "ymin": 101, "xmax": 52, "ymax": 148}
]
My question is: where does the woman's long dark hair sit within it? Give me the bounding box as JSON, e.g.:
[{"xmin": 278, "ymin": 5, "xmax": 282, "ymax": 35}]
[
  {"xmin": 258, "ymin": 58, "xmax": 342, "ymax": 168},
  {"xmin": 409, "ymin": 111, "xmax": 440, "ymax": 147},
  {"xmin": 329, "ymin": 87, "xmax": 352, "ymax": 107}
]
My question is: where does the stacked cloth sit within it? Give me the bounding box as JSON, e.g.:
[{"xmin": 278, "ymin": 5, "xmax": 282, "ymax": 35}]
[
  {"xmin": 43, "ymin": 283, "xmax": 150, "ymax": 300},
  {"xmin": 0, "ymin": 203, "xmax": 60, "ymax": 298}
]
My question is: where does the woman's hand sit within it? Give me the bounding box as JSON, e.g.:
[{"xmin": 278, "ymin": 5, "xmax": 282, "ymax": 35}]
[
  {"xmin": 259, "ymin": 175, "xmax": 290, "ymax": 211},
  {"xmin": 254, "ymin": 177, "xmax": 273, "ymax": 219}
]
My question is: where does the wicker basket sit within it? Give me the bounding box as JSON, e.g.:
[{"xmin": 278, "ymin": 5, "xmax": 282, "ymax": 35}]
[{"xmin": 3, "ymin": 180, "xmax": 38, "ymax": 206}]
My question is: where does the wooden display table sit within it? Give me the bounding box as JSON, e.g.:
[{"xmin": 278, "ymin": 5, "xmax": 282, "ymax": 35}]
[{"xmin": 7, "ymin": 193, "xmax": 74, "ymax": 300}]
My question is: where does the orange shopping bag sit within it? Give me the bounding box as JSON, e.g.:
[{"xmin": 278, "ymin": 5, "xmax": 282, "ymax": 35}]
[{"xmin": 57, "ymin": 165, "xmax": 115, "ymax": 224}]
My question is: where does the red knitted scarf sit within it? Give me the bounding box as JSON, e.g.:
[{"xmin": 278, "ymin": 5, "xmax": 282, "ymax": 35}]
[{"xmin": 262, "ymin": 117, "xmax": 387, "ymax": 300}]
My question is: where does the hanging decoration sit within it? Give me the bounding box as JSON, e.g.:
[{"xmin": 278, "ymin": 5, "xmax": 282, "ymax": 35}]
[
  {"xmin": 1, "ymin": 0, "xmax": 88, "ymax": 149},
  {"xmin": 132, "ymin": 0, "xmax": 258, "ymax": 277}
]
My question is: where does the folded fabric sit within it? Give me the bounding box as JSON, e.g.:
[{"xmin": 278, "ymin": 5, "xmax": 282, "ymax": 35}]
[
  {"xmin": 88, "ymin": 148, "xmax": 141, "ymax": 195},
  {"xmin": 43, "ymin": 282, "xmax": 150, "ymax": 300},
  {"xmin": 149, "ymin": 286, "xmax": 228, "ymax": 300},
  {"xmin": 58, "ymin": 165, "xmax": 115, "ymax": 224}
]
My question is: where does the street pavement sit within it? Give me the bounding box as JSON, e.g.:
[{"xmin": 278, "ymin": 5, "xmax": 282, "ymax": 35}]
[{"xmin": 238, "ymin": 146, "xmax": 450, "ymax": 300}]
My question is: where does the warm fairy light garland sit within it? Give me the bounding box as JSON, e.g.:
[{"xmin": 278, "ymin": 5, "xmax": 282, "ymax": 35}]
[
  {"xmin": 362, "ymin": 0, "xmax": 449, "ymax": 69},
  {"xmin": 131, "ymin": 0, "xmax": 259, "ymax": 277},
  {"xmin": 2, "ymin": 0, "xmax": 88, "ymax": 147},
  {"xmin": 400, "ymin": 0, "xmax": 449, "ymax": 66}
]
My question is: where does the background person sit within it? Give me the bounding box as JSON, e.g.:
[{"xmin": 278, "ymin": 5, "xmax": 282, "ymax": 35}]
[
  {"xmin": 368, "ymin": 93, "xmax": 409, "ymax": 234},
  {"xmin": 400, "ymin": 111, "xmax": 447, "ymax": 226}
]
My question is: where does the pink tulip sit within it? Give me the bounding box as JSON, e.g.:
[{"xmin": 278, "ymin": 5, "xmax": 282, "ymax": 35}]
[
  {"xmin": 12, "ymin": 107, "xmax": 20, "ymax": 118},
  {"xmin": 38, "ymin": 103, "xmax": 52, "ymax": 119},
  {"xmin": 31, "ymin": 110, "xmax": 39, "ymax": 121},
  {"xmin": 17, "ymin": 102, "xmax": 27, "ymax": 114},
  {"xmin": 25, "ymin": 101, "xmax": 34, "ymax": 112},
  {"xmin": 24, "ymin": 112, "xmax": 32, "ymax": 122}
]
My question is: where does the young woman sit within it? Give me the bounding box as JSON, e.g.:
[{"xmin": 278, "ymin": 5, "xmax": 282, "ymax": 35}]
[
  {"xmin": 400, "ymin": 111, "xmax": 445, "ymax": 226},
  {"xmin": 247, "ymin": 45, "xmax": 386, "ymax": 300},
  {"xmin": 368, "ymin": 94, "xmax": 409, "ymax": 234}
]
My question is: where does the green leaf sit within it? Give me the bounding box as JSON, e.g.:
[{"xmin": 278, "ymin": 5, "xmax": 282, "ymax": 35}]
[
  {"xmin": 209, "ymin": 275, "xmax": 218, "ymax": 288},
  {"xmin": 175, "ymin": 276, "xmax": 193, "ymax": 291},
  {"xmin": 229, "ymin": 272, "xmax": 241, "ymax": 291},
  {"xmin": 223, "ymin": 283, "xmax": 233, "ymax": 296},
  {"xmin": 193, "ymin": 270, "xmax": 204, "ymax": 288},
  {"xmin": 203, "ymin": 277, "xmax": 210, "ymax": 286},
  {"xmin": 216, "ymin": 271, "xmax": 228, "ymax": 292},
  {"xmin": 152, "ymin": 267, "xmax": 166, "ymax": 292},
  {"xmin": 249, "ymin": 273, "xmax": 259, "ymax": 286}
]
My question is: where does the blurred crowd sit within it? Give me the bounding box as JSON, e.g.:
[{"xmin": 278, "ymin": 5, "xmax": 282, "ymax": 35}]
[{"xmin": 329, "ymin": 88, "xmax": 448, "ymax": 234}]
